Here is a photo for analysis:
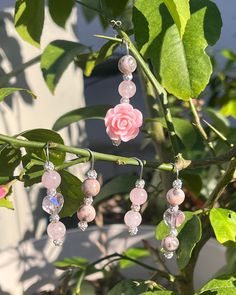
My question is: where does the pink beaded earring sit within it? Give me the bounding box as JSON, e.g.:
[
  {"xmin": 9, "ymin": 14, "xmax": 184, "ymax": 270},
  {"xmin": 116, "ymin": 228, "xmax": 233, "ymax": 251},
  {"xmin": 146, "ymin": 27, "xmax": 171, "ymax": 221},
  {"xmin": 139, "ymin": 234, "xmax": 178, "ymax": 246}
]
[
  {"xmin": 41, "ymin": 143, "xmax": 66, "ymax": 246},
  {"xmin": 77, "ymin": 149, "xmax": 100, "ymax": 231},
  {"xmin": 161, "ymin": 165, "xmax": 186, "ymax": 259},
  {"xmin": 124, "ymin": 158, "xmax": 148, "ymax": 235},
  {"xmin": 104, "ymin": 40, "xmax": 143, "ymax": 146}
]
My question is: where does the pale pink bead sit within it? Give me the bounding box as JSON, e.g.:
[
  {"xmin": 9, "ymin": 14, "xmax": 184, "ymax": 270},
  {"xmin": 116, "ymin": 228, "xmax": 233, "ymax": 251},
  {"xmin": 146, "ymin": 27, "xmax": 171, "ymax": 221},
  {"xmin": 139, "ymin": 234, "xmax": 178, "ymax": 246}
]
[
  {"xmin": 77, "ymin": 205, "xmax": 96, "ymax": 222},
  {"xmin": 176, "ymin": 211, "xmax": 185, "ymax": 227},
  {"xmin": 162, "ymin": 235, "xmax": 179, "ymax": 252},
  {"xmin": 130, "ymin": 188, "xmax": 147, "ymax": 205},
  {"xmin": 118, "ymin": 80, "xmax": 136, "ymax": 98},
  {"xmin": 82, "ymin": 179, "xmax": 100, "ymax": 197},
  {"xmin": 166, "ymin": 188, "xmax": 185, "ymax": 206},
  {"xmin": 41, "ymin": 171, "xmax": 61, "ymax": 189},
  {"xmin": 124, "ymin": 210, "xmax": 142, "ymax": 228},
  {"xmin": 118, "ymin": 55, "xmax": 137, "ymax": 74},
  {"xmin": 47, "ymin": 221, "xmax": 66, "ymax": 240}
]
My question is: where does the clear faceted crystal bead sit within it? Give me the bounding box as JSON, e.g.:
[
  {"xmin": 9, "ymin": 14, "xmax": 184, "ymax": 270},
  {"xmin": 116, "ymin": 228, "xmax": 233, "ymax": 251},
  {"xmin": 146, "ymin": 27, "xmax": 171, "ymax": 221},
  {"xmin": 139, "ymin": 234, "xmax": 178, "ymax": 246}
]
[
  {"xmin": 112, "ymin": 139, "xmax": 121, "ymax": 146},
  {"xmin": 129, "ymin": 227, "xmax": 138, "ymax": 236},
  {"xmin": 123, "ymin": 74, "xmax": 133, "ymax": 81},
  {"xmin": 50, "ymin": 214, "xmax": 60, "ymax": 222},
  {"xmin": 42, "ymin": 194, "xmax": 64, "ymax": 215},
  {"xmin": 131, "ymin": 204, "xmax": 140, "ymax": 212},
  {"xmin": 44, "ymin": 161, "xmax": 55, "ymax": 171},
  {"xmin": 163, "ymin": 208, "xmax": 176, "ymax": 228},
  {"xmin": 173, "ymin": 179, "xmax": 182, "ymax": 189},
  {"xmin": 135, "ymin": 179, "xmax": 145, "ymax": 189},
  {"xmin": 53, "ymin": 239, "xmax": 63, "ymax": 246},
  {"xmin": 164, "ymin": 251, "xmax": 174, "ymax": 259},
  {"xmin": 84, "ymin": 196, "xmax": 93, "ymax": 205},
  {"xmin": 78, "ymin": 221, "xmax": 88, "ymax": 231},
  {"xmin": 87, "ymin": 169, "xmax": 97, "ymax": 179},
  {"xmin": 120, "ymin": 97, "xmax": 130, "ymax": 104}
]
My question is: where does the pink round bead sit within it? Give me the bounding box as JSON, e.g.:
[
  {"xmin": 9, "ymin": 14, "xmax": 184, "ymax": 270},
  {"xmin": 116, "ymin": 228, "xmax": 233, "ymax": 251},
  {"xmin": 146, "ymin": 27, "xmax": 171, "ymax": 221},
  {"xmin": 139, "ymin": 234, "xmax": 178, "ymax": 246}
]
[
  {"xmin": 130, "ymin": 188, "xmax": 147, "ymax": 205},
  {"xmin": 47, "ymin": 221, "xmax": 66, "ymax": 240},
  {"xmin": 118, "ymin": 80, "xmax": 136, "ymax": 99},
  {"xmin": 166, "ymin": 188, "xmax": 185, "ymax": 206},
  {"xmin": 77, "ymin": 205, "xmax": 96, "ymax": 222},
  {"xmin": 81, "ymin": 179, "xmax": 100, "ymax": 197},
  {"xmin": 118, "ymin": 55, "xmax": 137, "ymax": 74},
  {"xmin": 176, "ymin": 211, "xmax": 185, "ymax": 227},
  {"xmin": 124, "ymin": 210, "xmax": 142, "ymax": 228},
  {"xmin": 41, "ymin": 170, "xmax": 61, "ymax": 189},
  {"xmin": 162, "ymin": 235, "xmax": 179, "ymax": 252}
]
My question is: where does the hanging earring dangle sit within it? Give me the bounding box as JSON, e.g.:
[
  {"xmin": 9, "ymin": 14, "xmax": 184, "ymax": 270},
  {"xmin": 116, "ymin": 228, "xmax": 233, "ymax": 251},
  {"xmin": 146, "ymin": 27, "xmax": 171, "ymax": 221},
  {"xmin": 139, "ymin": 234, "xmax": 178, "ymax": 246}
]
[
  {"xmin": 104, "ymin": 30, "xmax": 143, "ymax": 146},
  {"xmin": 124, "ymin": 158, "xmax": 148, "ymax": 235},
  {"xmin": 161, "ymin": 165, "xmax": 186, "ymax": 259},
  {"xmin": 41, "ymin": 143, "xmax": 66, "ymax": 246},
  {"xmin": 77, "ymin": 149, "xmax": 100, "ymax": 231}
]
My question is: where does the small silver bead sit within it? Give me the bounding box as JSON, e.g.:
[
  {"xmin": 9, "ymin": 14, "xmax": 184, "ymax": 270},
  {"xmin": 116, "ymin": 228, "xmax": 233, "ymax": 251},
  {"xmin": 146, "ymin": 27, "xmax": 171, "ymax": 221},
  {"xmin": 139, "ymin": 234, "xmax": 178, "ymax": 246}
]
[
  {"xmin": 53, "ymin": 239, "xmax": 63, "ymax": 246},
  {"xmin": 173, "ymin": 179, "xmax": 182, "ymax": 189},
  {"xmin": 84, "ymin": 196, "xmax": 93, "ymax": 205},
  {"xmin": 87, "ymin": 169, "xmax": 97, "ymax": 179},
  {"xmin": 131, "ymin": 204, "xmax": 140, "ymax": 212},
  {"xmin": 49, "ymin": 214, "xmax": 60, "ymax": 222},
  {"xmin": 129, "ymin": 227, "xmax": 138, "ymax": 236},
  {"xmin": 112, "ymin": 139, "xmax": 121, "ymax": 146},
  {"xmin": 78, "ymin": 221, "xmax": 88, "ymax": 231},
  {"xmin": 44, "ymin": 161, "xmax": 55, "ymax": 171},
  {"xmin": 170, "ymin": 228, "xmax": 178, "ymax": 237},
  {"xmin": 135, "ymin": 179, "xmax": 145, "ymax": 189},
  {"xmin": 163, "ymin": 251, "xmax": 174, "ymax": 259},
  {"xmin": 47, "ymin": 188, "xmax": 57, "ymax": 197},
  {"xmin": 123, "ymin": 74, "xmax": 133, "ymax": 81},
  {"xmin": 120, "ymin": 97, "xmax": 130, "ymax": 104}
]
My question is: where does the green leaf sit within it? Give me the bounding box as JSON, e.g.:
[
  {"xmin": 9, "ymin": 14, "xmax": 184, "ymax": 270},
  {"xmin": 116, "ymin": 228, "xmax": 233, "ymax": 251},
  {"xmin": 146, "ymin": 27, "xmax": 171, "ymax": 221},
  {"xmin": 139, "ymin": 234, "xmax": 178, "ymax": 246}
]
[
  {"xmin": 120, "ymin": 248, "xmax": 150, "ymax": 269},
  {"xmin": 181, "ymin": 172, "xmax": 202, "ymax": 196},
  {"xmin": 0, "ymin": 198, "xmax": 14, "ymax": 210},
  {"xmin": 210, "ymin": 208, "xmax": 236, "ymax": 245},
  {"xmin": 163, "ymin": 0, "xmax": 190, "ymax": 38},
  {"xmin": 21, "ymin": 129, "xmax": 65, "ymax": 165},
  {"xmin": 59, "ymin": 170, "xmax": 83, "ymax": 218},
  {"xmin": 0, "ymin": 88, "xmax": 36, "ymax": 102},
  {"xmin": 204, "ymin": 108, "xmax": 230, "ymax": 136},
  {"xmin": 0, "ymin": 146, "xmax": 21, "ymax": 177},
  {"xmin": 53, "ymin": 105, "xmax": 111, "ymax": 131},
  {"xmin": 197, "ymin": 275, "xmax": 236, "ymax": 295},
  {"xmin": 133, "ymin": 0, "xmax": 222, "ymax": 100},
  {"xmin": 54, "ymin": 256, "xmax": 89, "ymax": 270},
  {"xmin": 93, "ymin": 174, "xmax": 138, "ymax": 206},
  {"xmin": 76, "ymin": 40, "xmax": 118, "ymax": 77},
  {"xmin": 176, "ymin": 214, "xmax": 202, "ymax": 269},
  {"xmin": 14, "ymin": 0, "xmax": 45, "ymax": 48},
  {"xmin": 148, "ymin": 117, "xmax": 196, "ymax": 149},
  {"xmin": 141, "ymin": 292, "xmax": 179, "ymax": 295},
  {"xmin": 48, "ymin": 0, "xmax": 75, "ymax": 28},
  {"xmin": 221, "ymin": 49, "xmax": 236, "ymax": 61},
  {"xmin": 220, "ymin": 99, "xmax": 236, "ymax": 119},
  {"xmin": 41, "ymin": 40, "xmax": 89, "ymax": 93}
]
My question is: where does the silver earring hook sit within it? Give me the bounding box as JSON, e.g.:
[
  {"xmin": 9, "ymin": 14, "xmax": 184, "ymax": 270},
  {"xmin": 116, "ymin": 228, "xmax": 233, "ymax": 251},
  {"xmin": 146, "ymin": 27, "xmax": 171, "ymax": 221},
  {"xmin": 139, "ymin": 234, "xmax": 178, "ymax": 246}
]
[
  {"xmin": 122, "ymin": 39, "xmax": 129, "ymax": 55},
  {"xmin": 171, "ymin": 163, "xmax": 179, "ymax": 180},
  {"xmin": 45, "ymin": 142, "xmax": 50, "ymax": 163},
  {"xmin": 85, "ymin": 148, "xmax": 95, "ymax": 171},
  {"xmin": 133, "ymin": 157, "xmax": 144, "ymax": 180}
]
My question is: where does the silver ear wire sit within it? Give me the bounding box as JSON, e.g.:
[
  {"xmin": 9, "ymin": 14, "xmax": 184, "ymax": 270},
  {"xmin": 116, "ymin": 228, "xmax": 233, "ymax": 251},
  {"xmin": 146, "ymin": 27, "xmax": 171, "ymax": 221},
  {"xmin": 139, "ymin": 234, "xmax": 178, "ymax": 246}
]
[
  {"xmin": 44, "ymin": 143, "xmax": 54, "ymax": 171},
  {"xmin": 133, "ymin": 157, "xmax": 144, "ymax": 181},
  {"xmin": 45, "ymin": 142, "xmax": 50, "ymax": 163},
  {"xmin": 85, "ymin": 148, "xmax": 95, "ymax": 171},
  {"xmin": 122, "ymin": 39, "xmax": 130, "ymax": 55}
]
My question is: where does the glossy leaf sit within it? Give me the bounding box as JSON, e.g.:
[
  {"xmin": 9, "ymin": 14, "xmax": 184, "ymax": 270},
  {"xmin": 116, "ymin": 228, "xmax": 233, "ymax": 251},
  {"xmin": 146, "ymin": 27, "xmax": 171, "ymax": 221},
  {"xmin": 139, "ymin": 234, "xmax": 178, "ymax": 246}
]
[
  {"xmin": 163, "ymin": 0, "xmax": 190, "ymax": 38},
  {"xmin": 221, "ymin": 49, "xmax": 236, "ymax": 61},
  {"xmin": 210, "ymin": 208, "xmax": 236, "ymax": 244},
  {"xmin": 0, "ymin": 88, "xmax": 36, "ymax": 102},
  {"xmin": 197, "ymin": 275, "xmax": 236, "ymax": 295},
  {"xmin": 53, "ymin": 105, "xmax": 111, "ymax": 131},
  {"xmin": 0, "ymin": 146, "xmax": 21, "ymax": 177},
  {"xmin": 93, "ymin": 174, "xmax": 138, "ymax": 205},
  {"xmin": 54, "ymin": 256, "xmax": 89, "ymax": 270},
  {"xmin": 0, "ymin": 198, "xmax": 14, "ymax": 210},
  {"xmin": 48, "ymin": 0, "xmax": 75, "ymax": 28},
  {"xmin": 59, "ymin": 170, "xmax": 83, "ymax": 218},
  {"xmin": 41, "ymin": 40, "xmax": 89, "ymax": 93},
  {"xmin": 204, "ymin": 108, "xmax": 230, "ymax": 136},
  {"xmin": 21, "ymin": 129, "xmax": 65, "ymax": 165},
  {"xmin": 220, "ymin": 98, "xmax": 236, "ymax": 119},
  {"xmin": 14, "ymin": 0, "xmax": 44, "ymax": 47},
  {"xmin": 181, "ymin": 172, "xmax": 202, "ymax": 196},
  {"xmin": 176, "ymin": 214, "xmax": 202, "ymax": 269},
  {"xmin": 141, "ymin": 292, "xmax": 179, "ymax": 295},
  {"xmin": 120, "ymin": 248, "xmax": 150, "ymax": 269},
  {"xmin": 133, "ymin": 0, "xmax": 222, "ymax": 100}
]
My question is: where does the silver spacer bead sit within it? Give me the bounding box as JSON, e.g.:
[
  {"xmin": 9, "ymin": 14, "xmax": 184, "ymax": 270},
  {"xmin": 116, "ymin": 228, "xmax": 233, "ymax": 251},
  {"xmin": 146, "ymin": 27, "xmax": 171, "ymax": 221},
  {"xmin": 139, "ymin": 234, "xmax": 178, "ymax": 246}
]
[
  {"xmin": 135, "ymin": 179, "xmax": 145, "ymax": 189},
  {"xmin": 123, "ymin": 74, "xmax": 133, "ymax": 81},
  {"xmin": 78, "ymin": 221, "xmax": 88, "ymax": 231},
  {"xmin": 129, "ymin": 227, "xmax": 138, "ymax": 236},
  {"xmin": 53, "ymin": 239, "xmax": 63, "ymax": 246},
  {"xmin": 169, "ymin": 228, "xmax": 178, "ymax": 237},
  {"xmin": 87, "ymin": 169, "xmax": 97, "ymax": 179},
  {"xmin": 173, "ymin": 179, "xmax": 182, "ymax": 189},
  {"xmin": 112, "ymin": 139, "xmax": 121, "ymax": 146},
  {"xmin": 131, "ymin": 204, "xmax": 140, "ymax": 212},
  {"xmin": 47, "ymin": 188, "xmax": 57, "ymax": 197},
  {"xmin": 169, "ymin": 205, "xmax": 179, "ymax": 213},
  {"xmin": 44, "ymin": 161, "xmax": 55, "ymax": 171},
  {"xmin": 120, "ymin": 97, "xmax": 130, "ymax": 104},
  {"xmin": 84, "ymin": 196, "xmax": 93, "ymax": 205},
  {"xmin": 163, "ymin": 251, "xmax": 174, "ymax": 259},
  {"xmin": 49, "ymin": 214, "xmax": 60, "ymax": 223}
]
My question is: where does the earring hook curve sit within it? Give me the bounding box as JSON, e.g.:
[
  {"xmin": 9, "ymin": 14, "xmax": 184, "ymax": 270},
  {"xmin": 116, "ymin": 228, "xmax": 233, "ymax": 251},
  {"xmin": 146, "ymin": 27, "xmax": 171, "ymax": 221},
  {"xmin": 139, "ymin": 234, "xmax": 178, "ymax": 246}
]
[
  {"xmin": 133, "ymin": 157, "xmax": 144, "ymax": 180},
  {"xmin": 85, "ymin": 148, "xmax": 95, "ymax": 171}
]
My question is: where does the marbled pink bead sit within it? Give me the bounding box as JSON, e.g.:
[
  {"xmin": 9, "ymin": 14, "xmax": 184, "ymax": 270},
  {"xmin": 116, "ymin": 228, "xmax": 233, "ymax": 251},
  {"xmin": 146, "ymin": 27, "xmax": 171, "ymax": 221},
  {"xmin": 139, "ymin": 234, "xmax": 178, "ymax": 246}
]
[
  {"xmin": 130, "ymin": 187, "xmax": 147, "ymax": 205},
  {"xmin": 124, "ymin": 210, "xmax": 142, "ymax": 228},
  {"xmin": 77, "ymin": 205, "xmax": 96, "ymax": 222},
  {"xmin": 118, "ymin": 55, "xmax": 137, "ymax": 74},
  {"xmin": 82, "ymin": 179, "xmax": 100, "ymax": 197},
  {"xmin": 118, "ymin": 80, "xmax": 136, "ymax": 99},
  {"xmin": 47, "ymin": 221, "xmax": 66, "ymax": 240},
  {"xmin": 166, "ymin": 188, "xmax": 185, "ymax": 206},
  {"xmin": 41, "ymin": 171, "xmax": 61, "ymax": 189},
  {"xmin": 162, "ymin": 235, "xmax": 179, "ymax": 252},
  {"xmin": 175, "ymin": 211, "xmax": 185, "ymax": 227}
]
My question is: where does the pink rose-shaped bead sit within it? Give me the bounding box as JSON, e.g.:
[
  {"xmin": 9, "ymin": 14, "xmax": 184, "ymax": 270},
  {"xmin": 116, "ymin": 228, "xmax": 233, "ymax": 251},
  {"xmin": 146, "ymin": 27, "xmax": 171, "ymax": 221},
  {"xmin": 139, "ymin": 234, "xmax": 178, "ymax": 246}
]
[
  {"xmin": 104, "ymin": 103, "xmax": 143, "ymax": 143},
  {"xmin": 130, "ymin": 187, "xmax": 147, "ymax": 205},
  {"xmin": 0, "ymin": 185, "xmax": 9, "ymax": 199},
  {"xmin": 82, "ymin": 179, "xmax": 100, "ymax": 197},
  {"xmin": 166, "ymin": 188, "xmax": 185, "ymax": 206}
]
